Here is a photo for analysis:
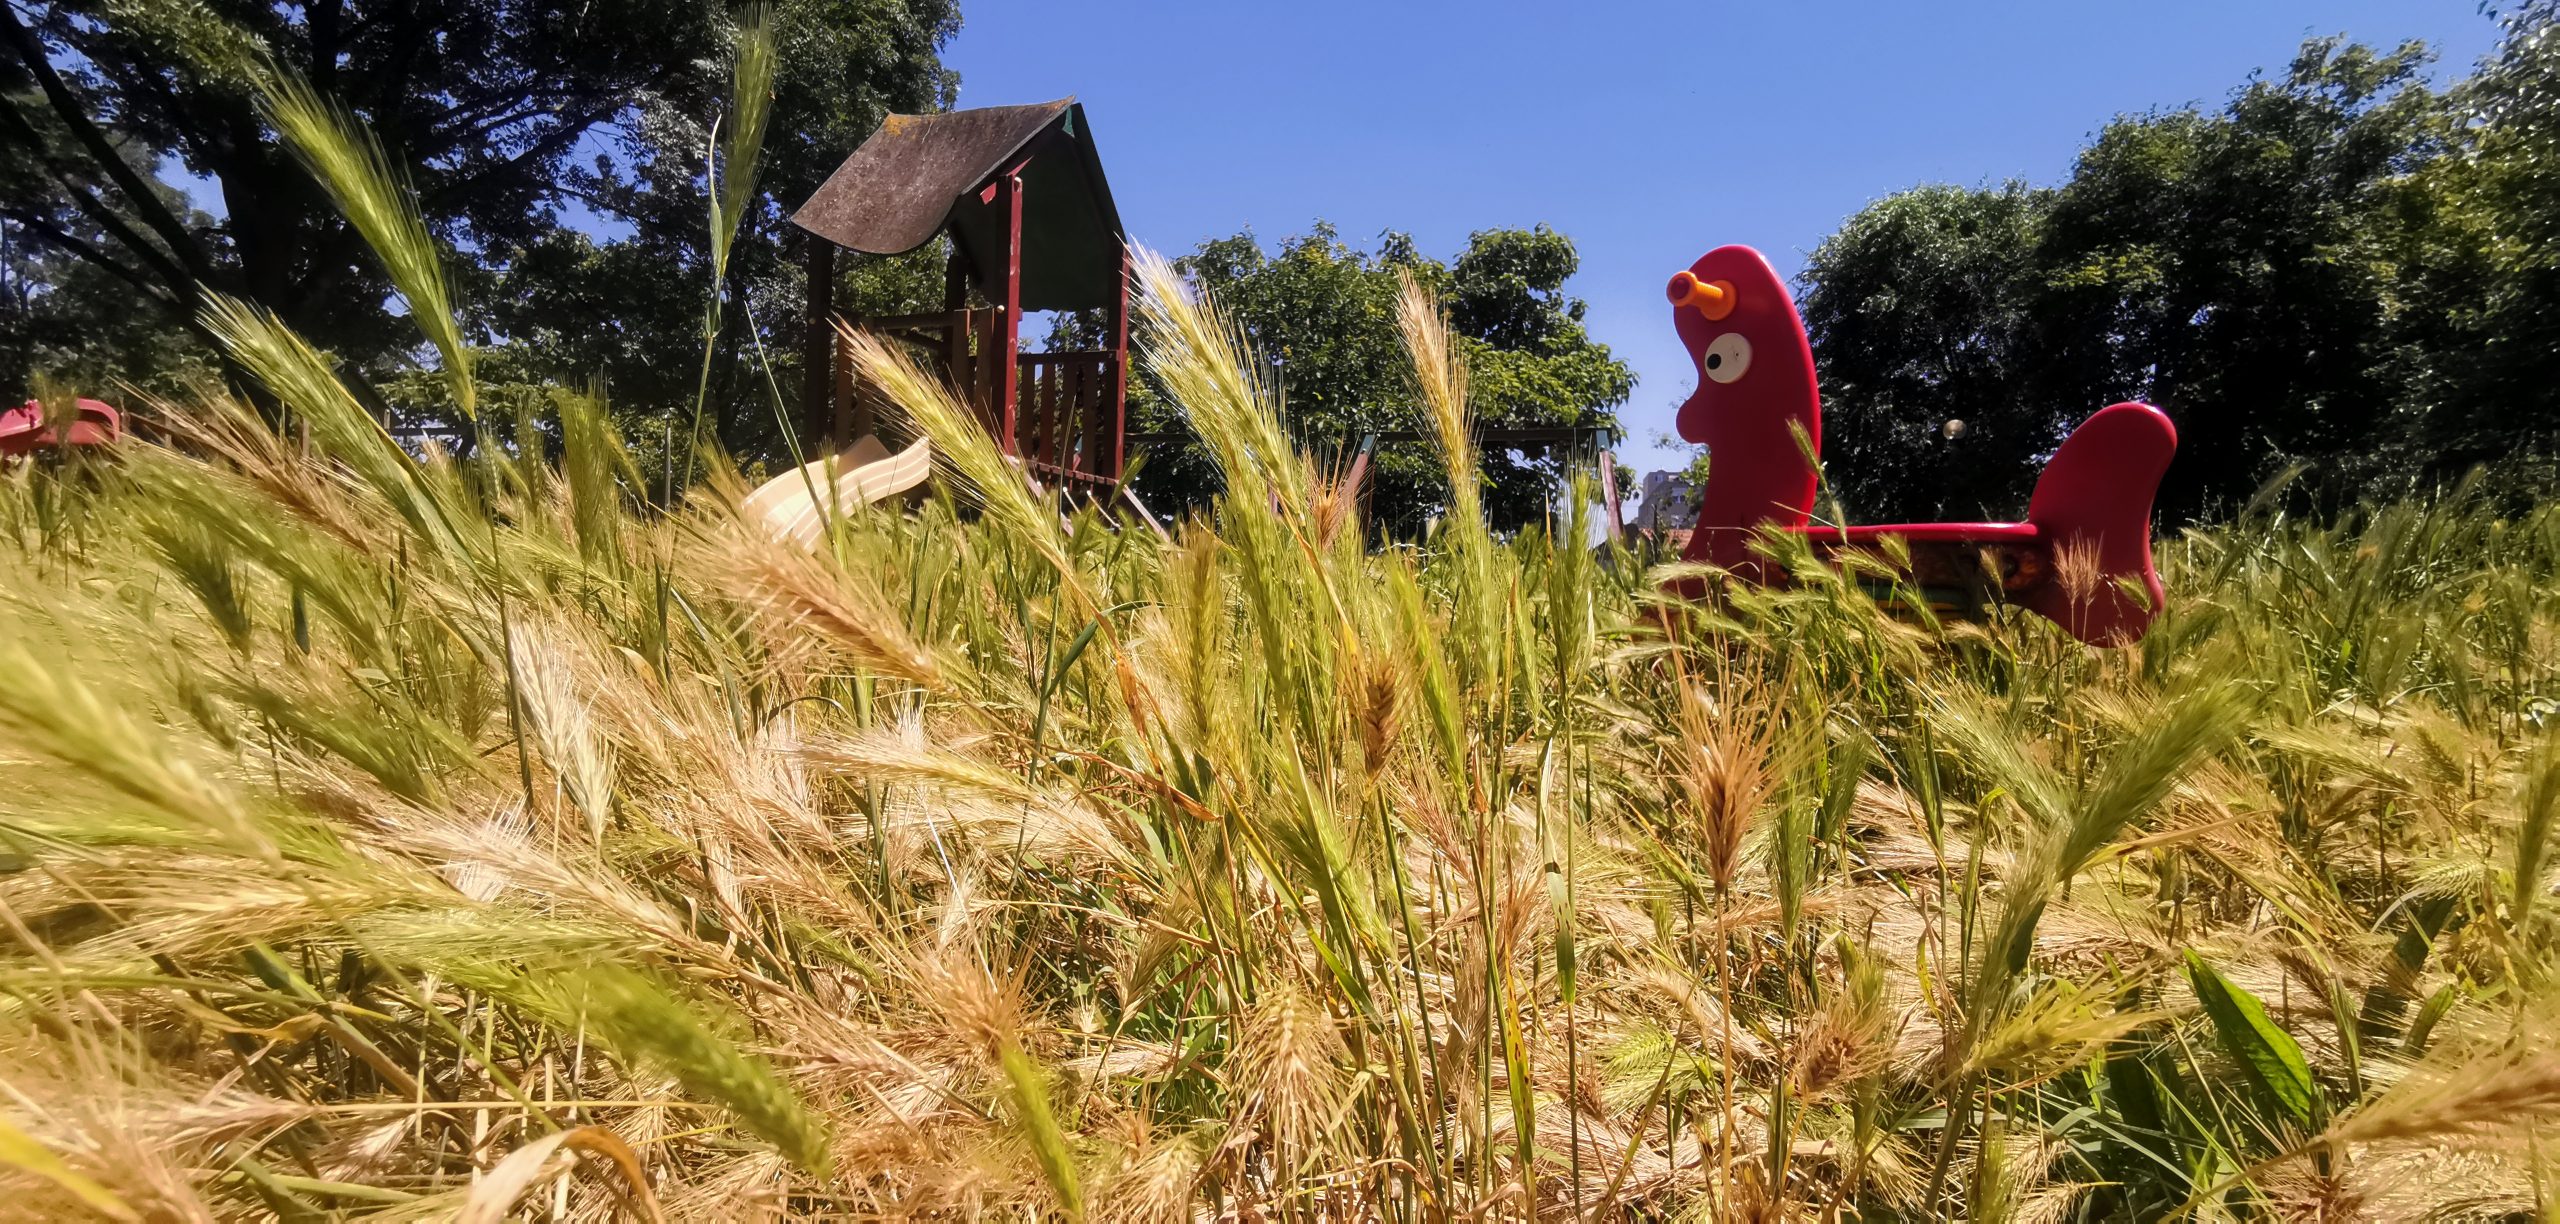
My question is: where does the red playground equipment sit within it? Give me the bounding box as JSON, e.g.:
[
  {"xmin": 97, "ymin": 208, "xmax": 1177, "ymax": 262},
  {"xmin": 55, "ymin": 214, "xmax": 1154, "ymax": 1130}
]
[
  {"xmin": 1666, "ymin": 245, "xmax": 2177, "ymax": 645},
  {"xmin": 0, "ymin": 398, "xmax": 121, "ymax": 457}
]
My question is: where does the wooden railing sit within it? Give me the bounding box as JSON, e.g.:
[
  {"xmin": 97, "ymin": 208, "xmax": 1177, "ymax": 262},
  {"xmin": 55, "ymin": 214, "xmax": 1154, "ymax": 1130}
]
[
  {"xmin": 823, "ymin": 308, "xmax": 1123, "ymax": 486},
  {"xmin": 1017, "ymin": 350, "xmax": 1118, "ymax": 485},
  {"xmin": 836, "ymin": 308, "xmax": 1004, "ymax": 423}
]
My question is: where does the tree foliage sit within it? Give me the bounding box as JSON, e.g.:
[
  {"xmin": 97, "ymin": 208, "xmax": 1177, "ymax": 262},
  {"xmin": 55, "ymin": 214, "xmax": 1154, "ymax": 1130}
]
[
  {"xmin": 1144, "ymin": 223, "xmax": 1632, "ymax": 535},
  {"xmin": 0, "ymin": 0, "xmax": 956, "ymax": 456},
  {"xmin": 1801, "ymin": 25, "xmax": 2559, "ymax": 523}
]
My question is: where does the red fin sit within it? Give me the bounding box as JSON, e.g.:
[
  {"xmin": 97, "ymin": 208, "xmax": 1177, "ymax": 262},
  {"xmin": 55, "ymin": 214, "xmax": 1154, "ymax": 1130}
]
[{"xmin": 2019, "ymin": 403, "xmax": 2177, "ymax": 644}]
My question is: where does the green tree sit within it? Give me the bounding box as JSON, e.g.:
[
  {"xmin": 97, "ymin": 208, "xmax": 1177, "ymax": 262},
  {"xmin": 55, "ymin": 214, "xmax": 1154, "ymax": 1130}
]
[
  {"xmin": 3, "ymin": 203, "xmax": 221, "ymax": 403},
  {"xmin": 2397, "ymin": 0, "xmax": 2560, "ymax": 484},
  {"xmin": 1800, "ymin": 32, "xmax": 2556, "ymax": 523},
  {"xmin": 1795, "ymin": 183, "xmax": 2051, "ymax": 522},
  {"xmin": 2039, "ymin": 38, "xmax": 2447, "ymax": 517},
  {"xmin": 473, "ymin": 231, "xmax": 950, "ymax": 477},
  {"xmin": 1149, "ymin": 223, "xmax": 1631, "ymax": 535},
  {"xmin": 1, "ymin": 0, "xmax": 956, "ymax": 454}
]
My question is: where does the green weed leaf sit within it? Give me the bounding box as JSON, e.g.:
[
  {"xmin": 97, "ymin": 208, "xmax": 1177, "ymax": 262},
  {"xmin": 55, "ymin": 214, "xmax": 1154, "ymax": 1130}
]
[{"xmin": 2185, "ymin": 950, "xmax": 2322, "ymax": 1129}]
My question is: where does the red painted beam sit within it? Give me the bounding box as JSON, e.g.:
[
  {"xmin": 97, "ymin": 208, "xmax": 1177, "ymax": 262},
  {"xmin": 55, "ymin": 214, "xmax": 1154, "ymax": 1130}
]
[
  {"xmin": 996, "ymin": 164, "xmax": 1024, "ymax": 455},
  {"xmin": 1109, "ymin": 243, "xmax": 1130, "ymax": 480}
]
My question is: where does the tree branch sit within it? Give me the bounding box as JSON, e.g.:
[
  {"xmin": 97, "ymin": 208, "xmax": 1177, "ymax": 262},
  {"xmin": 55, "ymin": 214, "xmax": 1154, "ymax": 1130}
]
[
  {"xmin": 423, "ymin": 70, "xmax": 671, "ymax": 213},
  {"xmin": 309, "ymin": 0, "xmax": 341, "ymax": 93},
  {"xmin": 0, "ymin": 2, "xmax": 217, "ymax": 286},
  {"xmin": 71, "ymin": 38, "xmax": 226, "ymax": 174},
  {"xmin": 428, "ymin": 96, "xmax": 584, "ymax": 154},
  {"xmin": 0, "ymin": 92, "xmax": 202, "ymax": 308},
  {"xmin": 0, "ymin": 206, "xmax": 179, "ymax": 309}
]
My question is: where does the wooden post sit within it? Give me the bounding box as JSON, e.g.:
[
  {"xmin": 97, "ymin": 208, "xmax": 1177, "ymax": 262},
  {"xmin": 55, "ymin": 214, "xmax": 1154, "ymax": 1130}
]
[
  {"xmin": 1024, "ymin": 359, "xmax": 1047, "ymax": 465},
  {"xmin": 996, "ymin": 166, "xmax": 1024, "ymax": 456},
  {"xmin": 847, "ymin": 359, "xmax": 875, "ymax": 445},
  {"xmin": 943, "ymin": 241, "xmax": 975, "ymax": 429},
  {"xmin": 977, "ymin": 307, "xmax": 1000, "ymax": 425},
  {"xmin": 802, "ymin": 237, "xmax": 836, "ymax": 452},
  {"xmin": 1598, "ymin": 447, "xmax": 1626, "ymax": 541},
  {"xmin": 944, "ymin": 241, "xmax": 970, "ymax": 311},
  {"xmin": 832, "ymin": 337, "xmax": 856, "ymax": 451},
  {"xmin": 1079, "ymin": 358, "xmax": 1100, "ymax": 473},
  {"xmin": 945, "ymin": 310, "xmax": 971, "ymax": 422},
  {"xmin": 1108, "ymin": 242, "xmax": 1130, "ymax": 480}
]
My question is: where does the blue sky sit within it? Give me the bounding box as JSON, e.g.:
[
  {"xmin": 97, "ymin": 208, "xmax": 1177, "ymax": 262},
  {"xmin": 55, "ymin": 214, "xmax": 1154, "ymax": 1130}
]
[{"xmin": 943, "ymin": 0, "xmax": 2503, "ymax": 480}]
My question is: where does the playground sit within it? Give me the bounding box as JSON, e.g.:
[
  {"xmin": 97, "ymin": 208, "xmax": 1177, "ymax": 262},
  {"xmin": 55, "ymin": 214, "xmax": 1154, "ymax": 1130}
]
[
  {"xmin": 2, "ymin": 5, "xmax": 2557, "ymax": 1220},
  {"xmin": 745, "ymin": 102, "xmax": 2177, "ymax": 651}
]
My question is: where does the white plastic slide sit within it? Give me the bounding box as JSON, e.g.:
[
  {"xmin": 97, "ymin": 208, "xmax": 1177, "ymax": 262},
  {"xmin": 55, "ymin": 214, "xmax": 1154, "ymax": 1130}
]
[{"xmin": 741, "ymin": 434, "xmax": 933, "ymax": 547}]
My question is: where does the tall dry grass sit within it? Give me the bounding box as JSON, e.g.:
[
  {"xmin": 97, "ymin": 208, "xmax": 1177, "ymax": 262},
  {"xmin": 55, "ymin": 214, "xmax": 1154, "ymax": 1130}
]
[{"xmin": 1, "ymin": 38, "xmax": 2558, "ymax": 1219}]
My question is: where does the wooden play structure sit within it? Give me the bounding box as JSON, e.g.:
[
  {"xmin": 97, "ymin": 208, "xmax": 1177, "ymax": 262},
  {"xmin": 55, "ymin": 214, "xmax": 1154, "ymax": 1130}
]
[
  {"xmin": 1663, "ymin": 244, "xmax": 2178, "ymax": 644},
  {"xmin": 790, "ymin": 98, "xmax": 1129, "ymax": 492},
  {"xmin": 759, "ymin": 96, "xmax": 1634, "ymax": 545}
]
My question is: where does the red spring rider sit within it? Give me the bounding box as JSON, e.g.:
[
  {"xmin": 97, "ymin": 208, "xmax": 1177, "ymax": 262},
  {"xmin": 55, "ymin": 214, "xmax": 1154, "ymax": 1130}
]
[
  {"xmin": 1666, "ymin": 245, "xmax": 2176, "ymax": 645},
  {"xmin": 0, "ymin": 398, "xmax": 121, "ymax": 457}
]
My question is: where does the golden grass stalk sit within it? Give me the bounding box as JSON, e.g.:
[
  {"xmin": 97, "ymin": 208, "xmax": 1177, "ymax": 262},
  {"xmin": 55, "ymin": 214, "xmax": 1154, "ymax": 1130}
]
[
  {"xmin": 1672, "ymin": 674, "xmax": 1783, "ymax": 897},
  {"xmin": 456, "ymin": 1125, "xmax": 664, "ymax": 1224},
  {"xmin": 1395, "ymin": 270, "xmax": 1481, "ymax": 544},
  {"xmin": 839, "ymin": 323, "xmax": 1094, "ymax": 618},
  {"xmin": 923, "ymin": 955, "xmax": 1083, "ymax": 1218},
  {"xmin": 1234, "ymin": 976, "xmax": 1352, "ymax": 1163},
  {"xmin": 197, "ymin": 293, "xmax": 483, "ymax": 575},
  {"xmin": 557, "ymin": 383, "xmax": 634, "ymax": 569},
  {"xmin": 716, "ymin": 520, "xmax": 947, "ymax": 688},
  {"xmin": 2323, "ymin": 1051, "xmax": 2560, "ymax": 1149},
  {"xmin": 500, "ymin": 964, "xmax": 834, "ymax": 1177},
  {"xmin": 506, "ymin": 618, "xmax": 617, "ymax": 845},
  {"xmin": 680, "ymin": 4, "xmax": 780, "ymax": 489},
  {"xmin": 2510, "ymin": 734, "xmax": 2560, "ymax": 928},
  {"xmin": 255, "ymin": 68, "xmax": 474, "ymax": 420},
  {"xmin": 1132, "ymin": 248, "xmax": 1308, "ymax": 514},
  {"xmin": 0, "ymin": 1114, "xmax": 139, "ymax": 1223},
  {"xmin": 711, "ymin": 4, "xmax": 777, "ymax": 286}
]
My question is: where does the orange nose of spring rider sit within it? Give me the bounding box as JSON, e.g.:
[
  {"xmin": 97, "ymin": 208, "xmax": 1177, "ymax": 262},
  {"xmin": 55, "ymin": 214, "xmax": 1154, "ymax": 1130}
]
[{"xmin": 1666, "ymin": 270, "xmax": 1735, "ymax": 320}]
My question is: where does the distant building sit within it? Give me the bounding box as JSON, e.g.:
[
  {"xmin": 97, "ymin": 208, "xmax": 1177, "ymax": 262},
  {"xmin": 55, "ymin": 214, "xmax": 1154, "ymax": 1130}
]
[{"xmin": 1635, "ymin": 469, "xmax": 1699, "ymax": 552}]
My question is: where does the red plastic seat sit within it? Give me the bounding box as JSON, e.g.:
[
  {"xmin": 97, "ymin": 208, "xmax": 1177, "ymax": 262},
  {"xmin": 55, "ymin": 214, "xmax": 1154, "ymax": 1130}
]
[{"xmin": 0, "ymin": 399, "xmax": 121, "ymax": 455}]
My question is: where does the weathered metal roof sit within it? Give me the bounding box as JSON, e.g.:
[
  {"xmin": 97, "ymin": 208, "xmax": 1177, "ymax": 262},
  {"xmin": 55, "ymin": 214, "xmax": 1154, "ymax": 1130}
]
[{"xmin": 790, "ymin": 99, "xmax": 1126, "ymax": 313}]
